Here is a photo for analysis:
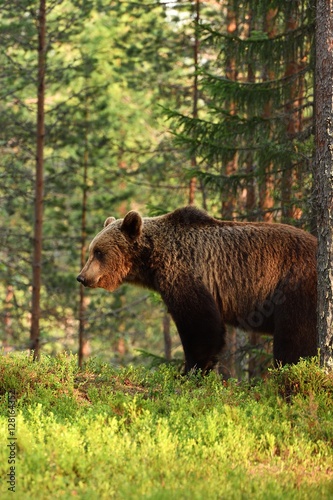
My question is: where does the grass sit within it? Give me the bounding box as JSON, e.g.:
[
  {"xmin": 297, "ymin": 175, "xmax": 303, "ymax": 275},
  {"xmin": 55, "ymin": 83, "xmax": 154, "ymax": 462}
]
[{"xmin": 0, "ymin": 353, "xmax": 333, "ymax": 499}]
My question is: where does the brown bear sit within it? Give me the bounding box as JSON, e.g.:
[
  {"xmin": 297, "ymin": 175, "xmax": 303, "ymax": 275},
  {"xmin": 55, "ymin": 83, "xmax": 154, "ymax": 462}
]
[{"xmin": 77, "ymin": 206, "xmax": 317, "ymax": 373}]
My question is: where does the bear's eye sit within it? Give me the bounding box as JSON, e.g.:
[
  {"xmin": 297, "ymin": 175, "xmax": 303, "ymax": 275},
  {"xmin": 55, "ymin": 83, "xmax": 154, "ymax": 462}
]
[{"xmin": 94, "ymin": 249, "xmax": 104, "ymax": 260}]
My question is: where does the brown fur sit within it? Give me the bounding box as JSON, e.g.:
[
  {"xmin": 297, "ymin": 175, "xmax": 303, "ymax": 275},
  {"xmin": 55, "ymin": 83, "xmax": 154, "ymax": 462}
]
[{"xmin": 77, "ymin": 206, "xmax": 318, "ymax": 373}]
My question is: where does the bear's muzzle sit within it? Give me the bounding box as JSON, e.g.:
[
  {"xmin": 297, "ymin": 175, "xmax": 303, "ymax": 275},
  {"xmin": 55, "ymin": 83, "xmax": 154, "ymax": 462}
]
[{"xmin": 77, "ymin": 274, "xmax": 86, "ymax": 285}]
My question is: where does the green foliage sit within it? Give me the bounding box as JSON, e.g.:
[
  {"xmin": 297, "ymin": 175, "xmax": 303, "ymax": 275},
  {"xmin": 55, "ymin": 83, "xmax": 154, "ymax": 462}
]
[
  {"xmin": 170, "ymin": 0, "xmax": 315, "ymax": 223},
  {"xmin": 0, "ymin": 354, "xmax": 332, "ymax": 498},
  {"xmin": 0, "ymin": 0, "xmax": 190, "ymax": 359},
  {"xmin": 0, "ymin": 0, "xmax": 321, "ymax": 380}
]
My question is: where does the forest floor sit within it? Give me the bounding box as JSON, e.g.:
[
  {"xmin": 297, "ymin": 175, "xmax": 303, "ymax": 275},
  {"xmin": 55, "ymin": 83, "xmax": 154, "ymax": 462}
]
[{"xmin": 0, "ymin": 353, "xmax": 333, "ymax": 499}]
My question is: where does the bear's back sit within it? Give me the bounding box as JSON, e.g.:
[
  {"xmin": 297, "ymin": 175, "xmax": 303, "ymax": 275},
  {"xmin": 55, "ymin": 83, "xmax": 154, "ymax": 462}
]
[
  {"xmin": 144, "ymin": 206, "xmax": 316, "ymax": 265},
  {"xmin": 140, "ymin": 207, "xmax": 317, "ymax": 318}
]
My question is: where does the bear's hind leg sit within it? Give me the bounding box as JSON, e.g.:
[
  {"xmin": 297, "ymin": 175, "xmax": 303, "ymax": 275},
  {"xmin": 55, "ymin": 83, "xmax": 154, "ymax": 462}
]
[{"xmin": 273, "ymin": 300, "xmax": 317, "ymax": 366}]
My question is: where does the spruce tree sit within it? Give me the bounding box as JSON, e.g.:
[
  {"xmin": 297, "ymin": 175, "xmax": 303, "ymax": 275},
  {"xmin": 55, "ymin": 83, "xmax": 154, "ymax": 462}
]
[{"xmin": 171, "ymin": 0, "xmax": 315, "ymax": 224}]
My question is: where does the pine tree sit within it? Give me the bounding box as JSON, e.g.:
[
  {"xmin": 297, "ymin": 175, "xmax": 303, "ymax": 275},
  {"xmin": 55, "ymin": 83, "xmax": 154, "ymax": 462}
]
[{"xmin": 30, "ymin": 0, "xmax": 46, "ymax": 359}]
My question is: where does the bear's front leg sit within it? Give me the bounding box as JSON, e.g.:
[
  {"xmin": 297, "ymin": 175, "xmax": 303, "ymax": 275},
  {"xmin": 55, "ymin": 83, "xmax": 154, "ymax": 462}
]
[{"xmin": 162, "ymin": 283, "xmax": 226, "ymax": 374}]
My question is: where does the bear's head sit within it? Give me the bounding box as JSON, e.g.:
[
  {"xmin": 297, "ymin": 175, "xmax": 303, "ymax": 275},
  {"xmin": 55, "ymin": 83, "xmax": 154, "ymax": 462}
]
[{"xmin": 77, "ymin": 211, "xmax": 142, "ymax": 291}]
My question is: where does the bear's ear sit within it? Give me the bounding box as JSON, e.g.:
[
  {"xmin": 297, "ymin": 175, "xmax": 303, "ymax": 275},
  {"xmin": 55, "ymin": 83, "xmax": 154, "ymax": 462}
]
[
  {"xmin": 121, "ymin": 211, "xmax": 142, "ymax": 241},
  {"xmin": 104, "ymin": 217, "xmax": 116, "ymax": 228}
]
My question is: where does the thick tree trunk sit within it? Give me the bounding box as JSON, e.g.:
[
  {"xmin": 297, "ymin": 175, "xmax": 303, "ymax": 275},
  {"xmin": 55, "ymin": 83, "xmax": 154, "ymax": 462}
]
[
  {"xmin": 30, "ymin": 0, "xmax": 46, "ymax": 360},
  {"xmin": 315, "ymin": 0, "xmax": 333, "ymax": 370}
]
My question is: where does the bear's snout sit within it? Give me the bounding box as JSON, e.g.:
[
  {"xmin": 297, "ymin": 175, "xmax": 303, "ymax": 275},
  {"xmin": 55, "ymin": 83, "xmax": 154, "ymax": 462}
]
[{"xmin": 77, "ymin": 274, "xmax": 86, "ymax": 285}]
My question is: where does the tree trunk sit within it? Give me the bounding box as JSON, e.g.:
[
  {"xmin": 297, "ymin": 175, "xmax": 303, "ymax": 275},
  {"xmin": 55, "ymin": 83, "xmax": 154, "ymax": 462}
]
[
  {"xmin": 245, "ymin": 14, "xmax": 256, "ymax": 221},
  {"xmin": 219, "ymin": 327, "xmax": 237, "ymax": 379},
  {"xmin": 78, "ymin": 96, "xmax": 90, "ymax": 368},
  {"xmin": 281, "ymin": 9, "xmax": 298, "ymax": 223},
  {"xmin": 30, "ymin": 0, "xmax": 46, "ymax": 360},
  {"xmin": 4, "ymin": 285, "xmax": 14, "ymax": 351},
  {"xmin": 188, "ymin": 0, "xmax": 200, "ymax": 205},
  {"xmin": 78, "ymin": 189, "xmax": 89, "ymax": 368},
  {"xmin": 163, "ymin": 310, "xmax": 172, "ymax": 361},
  {"xmin": 315, "ymin": 0, "xmax": 333, "ymax": 371},
  {"xmin": 259, "ymin": 9, "xmax": 277, "ymax": 223},
  {"xmin": 221, "ymin": 5, "xmax": 238, "ymax": 220}
]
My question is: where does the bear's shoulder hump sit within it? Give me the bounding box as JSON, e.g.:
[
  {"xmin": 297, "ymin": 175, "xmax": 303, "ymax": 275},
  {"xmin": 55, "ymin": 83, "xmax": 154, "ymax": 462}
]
[{"xmin": 167, "ymin": 206, "xmax": 214, "ymax": 226}]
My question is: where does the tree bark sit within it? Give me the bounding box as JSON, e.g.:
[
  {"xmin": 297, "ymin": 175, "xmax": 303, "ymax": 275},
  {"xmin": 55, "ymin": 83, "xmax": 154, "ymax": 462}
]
[
  {"xmin": 188, "ymin": 0, "xmax": 200, "ymax": 205},
  {"xmin": 4, "ymin": 285, "xmax": 14, "ymax": 351},
  {"xmin": 163, "ymin": 310, "xmax": 172, "ymax": 361},
  {"xmin": 78, "ymin": 181, "xmax": 89, "ymax": 368},
  {"xmin": 78, "ymin": 90, "xmax": 90, "ymax": 368},
  {"xmin": 221, "ymin": 5, "xmax": 238, "ymax": 220},
  {"xmin": 259, "ymin": 9, "xmax": 277, "ymax": 222},
  {"xmin": 315, "ymin": 0, "xmax": 333, "ymax": 370},
  {"xmin": 281, "ymin": 8, "xmax": 298, "ymax": 223},
  {"xmin": 30, "ymin": 0, "xmax": 46, "ymax": 360}
]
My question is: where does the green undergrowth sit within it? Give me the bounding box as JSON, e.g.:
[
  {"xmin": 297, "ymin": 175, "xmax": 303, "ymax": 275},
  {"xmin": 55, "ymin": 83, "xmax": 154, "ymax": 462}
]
[{"xmin": 0, "ymin": 353, "xmax": 333, "ymax": 499}]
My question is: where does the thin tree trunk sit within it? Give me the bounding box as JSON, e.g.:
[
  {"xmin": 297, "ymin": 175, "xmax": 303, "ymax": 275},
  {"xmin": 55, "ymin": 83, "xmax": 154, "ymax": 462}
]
[
  {"xmin": 281, "ymin": 9, "xmax": 298, "ymax": 223},
  {"xmin": 30, "ymin": 0, "xmax": 46, "ymax": 360},
  {"xmin": 259, "ymin": 9, "xmax": 277, "ymax": 223},
  {"xmin": 315, "ymin": 0, "xmax": 333, "ymax": 371},
  {"xmin": 220, "ymin": 327, "xmax": 237, "ymax": 379},
  {"xmin": 245, "ymin": 13, "xmax": 256, "ymax": 222},
  {"xmin": 221, "ymin": 5, "xmax": 237, "ymax": 219},
  {"xmin": 188, "ymin": 0, "xmax": 200, "ymax": 205},
  {"xmin": 4, "ymin": 285, "xmax": 14, "ymax": 351},
  {"xmin": 78, "ymin": 157, "xmax": 89, "ymax": 368},
  {"xmin": 246, "ymin": 11, "xmax": 263, "ymax": 377},
  {"xmin": 78, "ymin": 92, "xmax": 90, "ymax": 368},
  {"xmin": 218, "ymin": 4, "xmax": 238, "ymax": 378},
  {"xmin": 163, "ymin": 310, "xmax": 172, "ymax": 361}
]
